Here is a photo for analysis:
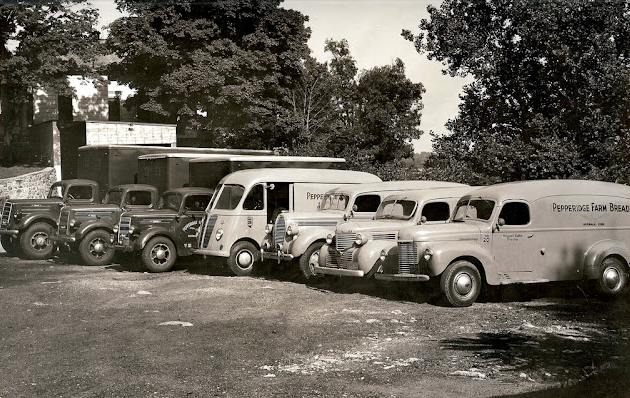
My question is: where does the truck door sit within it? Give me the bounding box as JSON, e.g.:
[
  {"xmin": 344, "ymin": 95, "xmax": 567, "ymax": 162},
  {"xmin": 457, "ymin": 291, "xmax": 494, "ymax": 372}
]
[
  {"xmin": 266, "ymin": 182, "xmax": 290, "ymax": 224},
  {"xmin": 492, "ymin": 201, "xmax": 541, "ymax": 282}
]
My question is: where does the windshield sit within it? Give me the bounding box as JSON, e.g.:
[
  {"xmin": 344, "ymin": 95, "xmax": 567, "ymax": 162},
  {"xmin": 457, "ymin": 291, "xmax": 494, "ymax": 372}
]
[
  {"xmin": 214, "ymin": 184, "xmax": 245, "ymax": 210},
  {"xmin": 48, "ymin": 183, "xmax": 64, "ymax": 199},
  {"xmin": 105, "ymin": 190, "xmax": 123, "ymax": 205},
  {"xmin": 453, "ymin": 198, "xmax": 496, "ymax": 221},
  {"xmin": 375, "ymin": 199, "xmax": 417, "ymax": 220},
  {"xmin": 159, "ymin": 192, "xmax": 182, "ymax": 211},
  {"xmin": 320, "ymin": 193, "xmax": 350, "ymax": 211}
]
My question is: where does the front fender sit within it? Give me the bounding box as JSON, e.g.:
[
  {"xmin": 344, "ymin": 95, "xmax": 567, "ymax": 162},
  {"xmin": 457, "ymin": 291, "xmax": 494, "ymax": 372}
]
[
  {"xmin": 17, "ymin": 212, "xmax": 58, "ymax": 230},
  {"xmin": 583, "ymin": 239, "xmax": 630, "ymax": 280},
  {"xmin": 318, "ymin": 243, "xmax": 331, "ymax": 267},
  {"xmin": 137, "ymin": 227, "xmax": 186, "ymax": 255},
  {"xmin": 356, "ymin": 240, "xmax": 397, "ymax": 274},
  {"xmin": 425, "ymin": 241, "xmax": 495, "ymax": 283},
  {"xmin": 75, "ymin": 221, "xmax": 115, "ymax": 240},
  {"xmin": 290, "ymin": 227, "xmax": 331, "ymax": 257}
]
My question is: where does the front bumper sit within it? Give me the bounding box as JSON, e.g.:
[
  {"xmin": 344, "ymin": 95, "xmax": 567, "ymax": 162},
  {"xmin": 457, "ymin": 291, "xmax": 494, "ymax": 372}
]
[
  {"xmin": 0, "ymin": 229, "xmax": 19, "ymax": 236},
  {"xmin": 193, "ymin": 248, "xmax": 229, "ymax": 258},
  {"xmin": 374, "ymin": 273, "xmax": 430, "ymax": 282},
  {"xmin": 51, "ymin": 235, "xmax": 76, "ymax": 244},
  {"xmin": 313, "ymin": 265, "xmax": 364, "ymax": 277},
  {"xmin": 262, "ymin": 251, "xmax": 294, "ymax": 261}
]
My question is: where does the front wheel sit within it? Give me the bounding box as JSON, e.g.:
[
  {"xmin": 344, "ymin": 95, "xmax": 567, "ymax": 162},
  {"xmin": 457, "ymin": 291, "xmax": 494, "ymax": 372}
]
[
  {"xmin": 299, "ymin": 242, "xmax": 324, "ymax": 279},
  {"xmin": 142, "ymin": 237, "xmax": 177, "ymax": 273},
  {"xmin": 227, "ymin": 241, "xmax": 260, "ymax": 276},
  {"xmin": 79, "ymin": 229, "xmax": 115, "ymax": 266},
  {"xmin": 20, "ymin": 222, "xmax": 55, "ymax": 260},
  {"xmin": 440, "ymin": 260, "xmax": 482, "ymax": 307},
  {"xmin": 596, "ymin": 257, "xmax": 628, "ymax": 296},
  {"xmin": 1, "ymin": 234, "xmax": 20, "ymax": 256}
]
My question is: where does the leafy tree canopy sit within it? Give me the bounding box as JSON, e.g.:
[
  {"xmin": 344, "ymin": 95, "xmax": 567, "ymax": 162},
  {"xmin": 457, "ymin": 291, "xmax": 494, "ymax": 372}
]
[{"xmin": 404, "ymin": 0, "xmax": 630, "ymax": 184}]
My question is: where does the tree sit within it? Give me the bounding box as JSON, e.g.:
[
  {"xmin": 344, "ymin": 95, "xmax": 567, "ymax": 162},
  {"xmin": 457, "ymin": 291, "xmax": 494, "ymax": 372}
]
[
  {"xmin": 0, "ymin": 1, "xmax": 102, "ymax": 165},
  {"xmin": 107, "ymin": 0, "xmax": 310, "ymax": 149},
  {"xmin": 405, "ymin": 0, "xmax": 630, "ymax": 184}
]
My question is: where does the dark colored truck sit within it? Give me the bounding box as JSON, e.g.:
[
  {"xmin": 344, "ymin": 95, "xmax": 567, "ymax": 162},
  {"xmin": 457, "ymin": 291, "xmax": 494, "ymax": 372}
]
[
  {"xmin": 52, "ymin": 184, "xmax": 159, "ymax": 266},
  {"xmin": 0, "ymin": 179, "xmax": 100, "ymax": 259},
  {"xmin": 112, "ymin": 187, "xmax": 213, "ymax": 272}
]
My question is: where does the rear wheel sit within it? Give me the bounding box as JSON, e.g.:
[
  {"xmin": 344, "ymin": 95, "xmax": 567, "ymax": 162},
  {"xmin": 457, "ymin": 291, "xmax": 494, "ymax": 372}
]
[
  {"xmin": 20, "ymin": 222, "xmax": 55, "ymax": 260},
  {"xmin": 440, "ymin": 260, "xmax": 482, "ymax": 307},
  {"xmin": 227, "ymin": 241, "xmax": 260, "ymax": 276},
  {"xmin": 299, "ymin": 242, "xmax": 324, "ymax": 279},
  {"xmin": 79, "ymin": 229, "xmax": 115, "ymax": 266},
  {"xmin": 1, "ymin": 234, "xmax": 20, "ymax": 256},
  {"xmin": 142, "ymin": 236, "xmax": 177, "ymax": 273},
  {"xmin": 596, "ymin": 257, "xmax": 628, "ymax": 296}
]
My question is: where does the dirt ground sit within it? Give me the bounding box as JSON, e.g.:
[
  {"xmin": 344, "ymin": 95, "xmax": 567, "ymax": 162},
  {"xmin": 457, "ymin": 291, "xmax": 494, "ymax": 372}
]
[{"xmin": 1, "ymin": 251, "xmax": 629, "ymax": 398}]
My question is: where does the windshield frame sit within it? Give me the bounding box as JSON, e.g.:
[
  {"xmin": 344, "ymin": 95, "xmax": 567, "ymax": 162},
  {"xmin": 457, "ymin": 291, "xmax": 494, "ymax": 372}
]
[
  {"xmin": 374, "ymin": 198, "xmax": 418, "ymax": 221},
  {"xmin": 320, "ymin": 192, "xmax": 351, "ymax": 212},
  {"xmin": 47, "ymin": 182, "xmax": 65, "ymax": 199},
  {"xmin": 159, "ymin": 192, "xmax": 183, "ymax": 212},
  {"xmin": 452, "ymin": 197, "xmax": 496, "ymax": 222},
  {"xmin": 212, "ymin": 184, "xmax": 246, "ymax": 211},
  {"xmin": 105, "ymin": 189, "xmax": 124, "ymax": 206}
]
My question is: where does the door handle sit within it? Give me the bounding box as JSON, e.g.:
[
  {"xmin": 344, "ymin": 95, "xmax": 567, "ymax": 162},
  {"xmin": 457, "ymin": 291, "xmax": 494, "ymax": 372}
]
[{"xmin": 527, "ymin": 233, "xmax": 534, "ymax": 238}]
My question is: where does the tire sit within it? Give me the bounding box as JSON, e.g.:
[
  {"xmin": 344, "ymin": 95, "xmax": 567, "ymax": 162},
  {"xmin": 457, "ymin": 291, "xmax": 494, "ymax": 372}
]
[
  {"xmin": 227, "ymin": 241, "xmax": 260, "ymax": 276},
  {"xmin": 440, "ymin": 260, "xmax": 482, "ymax": 307},
  {"xmin": 1, "ymin": 234, "xmax": 20, "ymax": 256},
  {"xmin": 596, "ymin": 257, "xmax": 628, "ymax": 296},
  {"xmin": 299, "ymin": 242, "xmax": 324, "ymax": 279},
  {"xmin": 79, "ymin": 229, "xmax": 115, "ymax": 266},
  {"xmin": 142, "ymin": 236, "xmax": 177, "ymax": 273},
  {"xmin": 20, "ymin": 222, "xmax": 55, "ymax": 260}
]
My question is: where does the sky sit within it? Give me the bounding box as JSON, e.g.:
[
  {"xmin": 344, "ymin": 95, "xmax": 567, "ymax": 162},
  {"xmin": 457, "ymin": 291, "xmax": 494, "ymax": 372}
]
[{"xmin": 92, "ymin": 0, "xmax": 472, "ymax": 153}]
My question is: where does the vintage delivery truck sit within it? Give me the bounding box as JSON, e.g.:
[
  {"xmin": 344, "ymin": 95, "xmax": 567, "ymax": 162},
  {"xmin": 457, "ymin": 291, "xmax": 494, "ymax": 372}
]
[
  {"xmin": 52, "ymin": 184, "xmax": 159, "ymax": 266},
  {"xmin": 263, "ymin": 181, "xmax": 467, "ymax": 279},
  {"xmin": 195, "ymin": 168, "xmax": 381, "ymax": 276},
  {"xmin": 375, "ymin": 180, "xmax": 630, "ymax": 307},
  {"xmin": 316, "ymin": 186, "xmax": 475, "ymax": 279},
  {"xmin": 0, "ymin": 179, "xmax": 99, "ymax": 259},
  {"xmin": 111, "ymin": 187, "xmax": 213, "ymax": 272}
]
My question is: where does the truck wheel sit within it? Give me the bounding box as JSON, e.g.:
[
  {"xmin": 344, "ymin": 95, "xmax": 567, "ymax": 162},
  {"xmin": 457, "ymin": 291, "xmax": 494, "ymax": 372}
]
[
  {"xmin": 597, "ymin": 257, "xmax": 628, "ymax": 296},
  {"xmin": 440, "ymin": 260, "xmax": 482, "ymax": 307},
  {"xmin": 20, "ymin": 222, "xmax": 55, "ymax": 260},
  {"xmin": 142, "ymin": 236, "xmax": 177, "ymax": 273},
  {"xmin": 1, "ymin": 235, "xmax": 20, "ymax": 256},
  {"xmin": 227, "ymin": 241, "xmax": 259, "ymax": 276},
  {"xmin": 299, "ymin": 242, "xmax": 324, "ymax": 279},
  {"xmin": 79, "ymin": 229, "xmax": 115, "ymax": 266}
]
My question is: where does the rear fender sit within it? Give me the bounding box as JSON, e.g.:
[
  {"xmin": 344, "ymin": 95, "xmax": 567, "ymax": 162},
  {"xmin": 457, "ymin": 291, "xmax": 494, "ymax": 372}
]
[{"xmin": 584, "ymin": 240, "xmax": 630, "ymax": 280}]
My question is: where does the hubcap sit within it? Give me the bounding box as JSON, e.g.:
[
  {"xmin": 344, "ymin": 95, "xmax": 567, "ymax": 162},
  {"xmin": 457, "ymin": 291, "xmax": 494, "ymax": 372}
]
[
  {"xmin": 603, "ymin": 266, "xmax": 621, "ymax": 290},
  {"xmin": 308, "ymin": 250, "xmax": 320, "ymax": 272},
  {"xmin": 90, "ymin": 238, "xmax": 107, "ymax": 257},
  {"xmin": 31, "ymin": 232, "xmax": 49, "ymax": 250},
  {"xmin": 236, "ymin": 250, "xmax": 253, "ymax": 268},
  {"xmin": 454, "ymin": 272, "xmax": 473, "ymax": 296},
  {"xmin": 151, "ymin": 244, "xmax": 170, "ymax": 264}
]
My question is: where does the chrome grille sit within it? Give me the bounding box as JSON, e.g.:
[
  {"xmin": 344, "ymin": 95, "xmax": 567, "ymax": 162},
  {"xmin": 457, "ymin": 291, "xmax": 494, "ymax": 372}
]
[
  {"xmin": 118, "ymin": 216, "xmax": 132, "ymax": 243},
  {"xmin": 325, "ymin": 245, "xmax": 339, "ymax": 268},
  {"xmin": 274, "ymin": 215, "xmax": 286, "ymax": 249},
  {"xmin": 200, "ymin": 215, "xmax": 218, "ymax": 249},
  {"xmin": 1, "ymin": 202, "xmax": 12, "ymax": 229},
  {"xmin": 339, "ymin": 250, "xmax": 354, "ymax": 270},
  {"xmin": 336, "ymin": 233, "xmax": 355, "ymax": 252},
  {"xmin": 398, "ymin": 241, "xmax": 418, "ymax": 274},
  {"xmin": 373, "ymin": 232, "xmax": 397, "ymax": 241},
  {"xmin": 58, "ymin": 209, "xmax": 70, "ymax": 236}
]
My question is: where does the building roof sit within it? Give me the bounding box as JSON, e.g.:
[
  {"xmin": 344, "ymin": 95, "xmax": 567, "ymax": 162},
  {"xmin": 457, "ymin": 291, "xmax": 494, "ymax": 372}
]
[{"xmin": 218, "ymin": 168, "xmax": 381, "ymax": 186}]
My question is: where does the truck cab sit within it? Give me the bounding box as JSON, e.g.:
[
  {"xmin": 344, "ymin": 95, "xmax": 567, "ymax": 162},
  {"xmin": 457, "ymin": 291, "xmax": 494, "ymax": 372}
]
[
  {"xmin": 112, "ymin": 187, "xmax": 213, "ymax": 272},
  {"xmin": 0, "ymin": 179, "xmax": 99, "ymax": 259},
  {"xmin": 53, "ymin": 184, "xmax": 159, "ymax": 266}
]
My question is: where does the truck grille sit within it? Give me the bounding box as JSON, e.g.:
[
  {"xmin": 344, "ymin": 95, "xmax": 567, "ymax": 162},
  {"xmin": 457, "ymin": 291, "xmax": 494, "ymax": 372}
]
[
  {"xmin": 118, "ymin": 216, "xmax": 132, "ymax": 243},
  {"xmin": 274, "ymin": 215, "xmax": 286, "ymax": 249},
  {"xmin": 336, "ymin": 233, "xmax": 355, "ymax": 252},
  {"xmin": 200, "ymin": 215, "xmax": 218, "ymax": 249},
  {"xmin": 398, "ymin": 241, "xmax": 418, "ymax": 274},
  {"xmin": 1, "ymin": 202, "xmax": 12, "ymax": 229},
  {"xmin": 325, "ymin": 245, "xmax": 339, "ymax": 268},
  {"xmin": 373, "ymin": 232, "xmax": 397, "ymax": 241},
  {"xmin": 339, "ymin": 251, "xmax": 354, "ymax": 269},
  {"xmin": 58, "ymin": 209, "xmax": 70, "ymax": 236}
]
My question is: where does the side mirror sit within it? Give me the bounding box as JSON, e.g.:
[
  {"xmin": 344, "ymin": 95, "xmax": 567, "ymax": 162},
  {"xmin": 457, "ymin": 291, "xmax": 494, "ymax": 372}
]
[
  {"xmin": 420, "ymin": 216, "xmax": 427, "ymax": 224},
  {"xmin": 267, "ymin": 183, "xmax": 275, "ymax": 191},
  {"xmin": 493, "ymin": 218, "xmax": 505, "ymax": 232},
  {"xmin": 352, "ymin": 204, "xmax": 358, "ymax": 212}
]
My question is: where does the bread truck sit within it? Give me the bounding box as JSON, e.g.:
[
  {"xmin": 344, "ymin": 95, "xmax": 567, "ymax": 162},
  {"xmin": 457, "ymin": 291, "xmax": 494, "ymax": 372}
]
[
  {"xmin": 0, "ymin": 179, "xmax": 99, "ymax": 259},
  {"xmin": 316, "ymin": 186, "xmax": 474, "ymax": 279},
  {"xmin": 263, "ymin": 181, "xmax": 467, "ymax": 279},
  {"xmin": 195, "ymin": 168, "xmax": 381, "ymax": 276},
  {"xmin": 111, "ymin": 187, "xmax": 213, "ymax": 272},
  {"xmin": 52, "ymin": 184, "xmax": 159, "ymax": 266},
  {"xmin": 375, "ymin": 180, "xmax": 630, "ymax": 307}
]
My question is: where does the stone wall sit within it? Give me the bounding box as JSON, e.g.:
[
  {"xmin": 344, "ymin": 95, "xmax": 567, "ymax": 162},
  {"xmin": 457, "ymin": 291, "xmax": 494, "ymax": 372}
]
[{"xmin": 0, "ymin": 168, "xmax": 58, "ymax": 202}]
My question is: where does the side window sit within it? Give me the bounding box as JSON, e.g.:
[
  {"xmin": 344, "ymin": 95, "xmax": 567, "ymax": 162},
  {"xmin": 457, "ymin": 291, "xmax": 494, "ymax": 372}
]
[
  {"xmin": 354, "ymin": 194, "xmax": 381, "ymax": 213},
  {"xmin": 499, "ymin": 202, "xmax": 530, "ymax": 225},
  {"xmin": 184, "ymin": 195, "xmax": 211, "ymax": 212},
  {"xmin": 243, "ymin": 184, "xmax": 264, "ymax": 210},
  {"xmin": 127, "ymin": 191, "xmax": 153, "ymax": 206},
  {"xmin": 67, "ymin": 185, "xmax": 93, "ymax": 201},
  {"xmin": 422, "ymin": 202, "xmax": 450, "ymax": 222}
]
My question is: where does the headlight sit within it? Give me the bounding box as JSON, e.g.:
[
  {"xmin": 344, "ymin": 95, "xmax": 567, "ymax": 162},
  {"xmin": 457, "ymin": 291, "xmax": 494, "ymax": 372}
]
[
  {"xmin": 326, "ymin": 234, "xmax": 333, "ymax": 245},
  {"xmin": 129, "ymin": 225, "xmax": 136, "ymax": 234},
  {"xmin": 69, "ymin": 218, "xmax": 76, "ymax": 227},
  {"xmin": 215, "ymin": 228, "xmax": 224, "ymax": 241},
  {"xmin": 286, "ymin": 224, "xmax": 299, "ymax": 236},
  {"xmin": 354, "ymin": 233, "xmax": 368, "ymax": 246},
  {"xmin": 265, "ymin": 224, "xmax": 272, "ymax": 234},
  {"xmin": 379, "ymin": 249, "xmax": 388, "ymax": 262},
  {"xmin": 113, "ymin": 225, "xmax": 119, "ymax": 233},
  {"xmin": 262, "ymin": 241, "xmax": 271, "ymax": 250},
  {"xmin": 423, "ymin": 248, "xmax": 433, "ymax": 261}
]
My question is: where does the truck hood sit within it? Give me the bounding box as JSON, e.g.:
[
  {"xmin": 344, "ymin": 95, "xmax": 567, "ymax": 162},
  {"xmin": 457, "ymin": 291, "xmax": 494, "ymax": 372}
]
[
  {"xmin": 336, "ymin": 220, "xmax": 409, "ymax": 234},
  {"xmin": 282, "ymin": 212, "xmax": 343, "ymax": 226},
  {"xmin": 7, "ymin": 198, "xmax": 63, "ymax": 206},
  {"xmin": 397, "ymin": 221, "xmax": 482, "ymax": 242},
  {"xmin": 64, "ymin": 204, "xmax": 120, "ymax": 213},
  {"xmin": 123, "ymin": 210, "xmax": 177, "ymax": 227}
]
